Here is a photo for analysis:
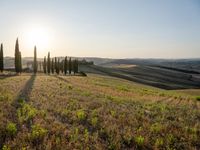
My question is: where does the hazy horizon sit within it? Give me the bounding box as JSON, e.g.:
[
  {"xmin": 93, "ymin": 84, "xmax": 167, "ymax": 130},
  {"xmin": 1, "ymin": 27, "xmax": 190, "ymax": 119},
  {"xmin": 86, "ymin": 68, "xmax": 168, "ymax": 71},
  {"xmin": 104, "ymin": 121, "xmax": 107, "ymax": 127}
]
[{"xmin": 0, "ymin": 0, "xmax": 200, "ymax": 58}]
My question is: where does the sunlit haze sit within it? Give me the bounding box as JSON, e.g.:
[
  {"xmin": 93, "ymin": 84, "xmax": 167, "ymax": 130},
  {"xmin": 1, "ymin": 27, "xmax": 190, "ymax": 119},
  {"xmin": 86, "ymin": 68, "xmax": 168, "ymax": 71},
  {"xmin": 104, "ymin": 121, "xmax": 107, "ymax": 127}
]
[
  {"xmin": 0, "ymin": 0, "xmax": 200, "ymax": 58},
  {"xmin": 22, "ymin": 24, "xmax": 55, "ymax": 56}
]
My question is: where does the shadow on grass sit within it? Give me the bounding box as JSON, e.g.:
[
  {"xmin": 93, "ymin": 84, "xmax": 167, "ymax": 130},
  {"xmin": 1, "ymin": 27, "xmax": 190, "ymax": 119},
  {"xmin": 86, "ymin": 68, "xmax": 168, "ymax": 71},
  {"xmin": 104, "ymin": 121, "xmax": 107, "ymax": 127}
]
[
  {"xmin": 0, "ymin": 74, "xmax": 36, "ymax": 149},
  {"xmin": 0, "ymin": 74, "xmax": 17, "ymax": 79},
  {"xmin": 12, "ymin": 74, "xmax": 36, "ymax": 121},
  {"xmin": 15, "ymin": 74, "xmax": 36, "ymax": 102}
]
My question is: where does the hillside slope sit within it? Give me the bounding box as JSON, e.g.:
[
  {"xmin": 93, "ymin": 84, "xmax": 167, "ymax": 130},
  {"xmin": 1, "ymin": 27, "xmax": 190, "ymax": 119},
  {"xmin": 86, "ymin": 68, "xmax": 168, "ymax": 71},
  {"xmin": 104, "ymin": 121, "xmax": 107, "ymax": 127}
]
[
  {"xmin": 80, "ymin": 65, "xmax": 200, "ymax": 90},
  {"xmin": 0, "ymin": 74, "xmax": 200, "ymax": 149}
]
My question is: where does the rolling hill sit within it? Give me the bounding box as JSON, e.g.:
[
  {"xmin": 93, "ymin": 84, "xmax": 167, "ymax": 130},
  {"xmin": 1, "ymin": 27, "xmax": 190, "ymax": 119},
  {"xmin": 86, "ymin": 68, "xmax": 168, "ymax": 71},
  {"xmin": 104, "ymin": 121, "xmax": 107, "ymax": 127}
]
[
  {"xmin": 79, "ymin": 64, "xmax": 200, "ymax": 90},
  {"xmin": 0, "ymin": 73, "xmax": 200, "ymax": 149}
]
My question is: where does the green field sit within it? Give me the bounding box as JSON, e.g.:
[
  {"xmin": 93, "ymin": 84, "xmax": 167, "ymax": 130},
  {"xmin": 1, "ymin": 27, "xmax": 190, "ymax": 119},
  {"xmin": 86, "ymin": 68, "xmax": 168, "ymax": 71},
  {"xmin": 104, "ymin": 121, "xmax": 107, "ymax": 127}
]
[{"xmin": 0, "ymin": 74, "xmax": 200, "ymax": 149}]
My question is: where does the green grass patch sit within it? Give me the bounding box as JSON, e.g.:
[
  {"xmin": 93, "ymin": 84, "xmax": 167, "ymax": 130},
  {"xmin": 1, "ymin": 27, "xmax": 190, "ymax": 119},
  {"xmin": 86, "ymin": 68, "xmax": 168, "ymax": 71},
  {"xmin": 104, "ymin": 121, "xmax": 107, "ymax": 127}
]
[
  {"xmin": 31, "ymin": 124, "xmax": 47, "ymax": 141},
  {"xmin": 76, "ymin": 110, "xmax": 86, "ymax": 121},
  {"xmin": 134, "ymin": 135, "xmax": 145, "ymax": 146},
  {"xmin": 91, "ymin": 117, "xmax": 98, "ymax": 127},
  {"xmin": 6, "ymin": 122, "xmax": 17, "ymax": 136},
  {"xmin": 17, "ymin": 103, "xmax": 37, "ymax": 123},
  {"xmin": 196, "ymin": 96, "xmax": 200, "ymax": 101}
]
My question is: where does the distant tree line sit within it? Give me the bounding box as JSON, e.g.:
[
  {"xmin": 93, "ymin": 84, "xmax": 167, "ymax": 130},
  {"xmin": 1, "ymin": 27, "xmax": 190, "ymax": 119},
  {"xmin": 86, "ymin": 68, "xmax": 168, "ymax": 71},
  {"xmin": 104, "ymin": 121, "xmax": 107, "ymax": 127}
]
[{"xmin": 0, "ymin": 38, "xmax": 80, "ymax": 75}]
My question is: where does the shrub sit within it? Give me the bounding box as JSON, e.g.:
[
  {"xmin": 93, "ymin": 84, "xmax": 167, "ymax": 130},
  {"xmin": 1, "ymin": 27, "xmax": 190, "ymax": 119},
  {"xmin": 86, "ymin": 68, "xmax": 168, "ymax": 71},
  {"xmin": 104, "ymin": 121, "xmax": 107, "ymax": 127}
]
[
  {"xmin": 150, "ymin": 123, "xmax": 162, "ymax": 133},
  {"xmin": 0, "ymin": 95, "xmax": 4, "ymax": 101},
  {"xmin": 166, "ymin": 134, "xmax": 176, "ymax": 144},
  {"xmin": 134, "ymin": 135, "xmax": 144, "ymax": 146},
  {"xmin": 84, "ymin": 129, "xmax": 89, "ymax": 142},
  {"xmin": 196, "ymin": 96, "xmax": 200, "ymax": 101},
  {"xmin": 187, "ymin": 127, "xmax": 197, "ymax": 134},
  {"xmin": 17, "ymin": 104, "xmax": 37, "ymax": 123},
  {"xmin": 76, "ymin": 110, "xmax": 86, "ymax": 121},
  {"xmin": 18, "ymin": 98, "xmax": 25, "ymax": 105},
  {"xmin": 68, "ymin": 85, "xmax": 73, "ymax": 90},
  {"xmin": 70, "ymin": 128, "xmax": 79, "ymax": 142},
  {"xmin": 0, "ymin": 94, "xmax": 11, "ymax": 102},
  {"xmin": 110, "ymin": 110, "xmax": 116, "ymax": 117},
  {"xmin": 106, "ymin": 95, "xmax": 114, "ymax": 101},
  {"xmin": 122, "ymin": 128, "xmax": 133, "ymax": 146},
  {"xmin": 79, "ymin": 71, "xmax": 87, "ymax": 76},
  {"xmin": 91, "ymin": 117, "xmax": 98, "ymax": 127},
  {"xmin": 2, "ymin": 145, "xmax": 11, "ymax": 150},
  {"xmin": 155, "ymin": 138, "xmax": 163, "ymax": 147},
  {"xmin": 159, "ymin": 93, "xmax": 165, "ymax": 97},
  {"xmin": 6, "ymin": 122, "xmax": 17, "ymax": 136},
  {"xmin": 31, "ymin": 124, "xmax": 47, "ymax": 141}
]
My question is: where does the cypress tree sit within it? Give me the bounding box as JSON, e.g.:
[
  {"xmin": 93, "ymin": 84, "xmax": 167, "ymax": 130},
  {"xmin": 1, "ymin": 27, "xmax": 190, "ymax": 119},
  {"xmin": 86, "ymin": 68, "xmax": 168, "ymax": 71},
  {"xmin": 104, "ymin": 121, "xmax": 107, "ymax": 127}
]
[
  {"xmin": 0, "ymin": 43, "xmax": 3, "ymax": 72},
  {"xmin": 39, "ymin": 62, "xmax": 42, "ymax": 71},
  {"xmin": 72, "ymin": 59, "xmax": 75, "ymax": 74},
  {"xmin": 69, "ymin": 57, "xmax": 72, "ymax": 74},
  {"xmin": 62, "ymin": 60, "xmax": 65, "ymax": 74},
  {"xmin": 74, "ymin": 59, "xmax": 78, "ymax": 74},
  {"xmin": 43, "ymin": 56, "xmax": 47, "ymax": 74},
  {"xmin": 64, "ymin": 56, "xmax": 68, "ymax": 75},
  {"xmin": 51, "ymin": 58, "xmax": 54, "ymax": 74},
  {"xmin": 33, "ymin": 46, "xmax": 37, "ymax": 73},
  {"xmin": 55, "ymin": 57, "xmax": 59, "ymax": 74},
  {"xmin": 57, "ymin": 58, "xmax": 60, "ymax": 74},
  {"xmin": 76, "ymin": 59, "xmax": 79, "ymax": 73},
  {"xmin": 19, "ymin": 51, "xmax": 22, "ymax": 73},
  {"xmin": 15, "ymin": 38, "xmax": 20, "ymax": 73},
  {"xmin": 55, "ymin": 57, "xmax": 57, "ymax": 74},
  {"xmin": 47, "ymin": 52, "xmax": 51, "ymax": 74},
  {"xmin": 73, "ymin": 59, "xmax": 75, "ymax": 74},
  {"xmin": 60, "ymin": 60, "xmax": 64, "ymax": 74}
]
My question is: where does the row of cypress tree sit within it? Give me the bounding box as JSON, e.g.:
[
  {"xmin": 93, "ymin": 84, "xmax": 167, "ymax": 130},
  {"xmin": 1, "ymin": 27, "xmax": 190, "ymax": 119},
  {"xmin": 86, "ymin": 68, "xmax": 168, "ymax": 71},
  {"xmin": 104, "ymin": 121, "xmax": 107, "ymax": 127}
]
[
  {"xmin": 43, "ymin": 53, "xmax": 79, "ymax": 75},
  {"xmin": 0, "ymin": 38, "xmax": 79, "ymax": 75},
  {"xmin": 0, "ymin": 38, "xmax": 22, "ymax": 73},
  {"xmin": 0, "ymin": 39, "xmax": 22, "ymax": 73}
]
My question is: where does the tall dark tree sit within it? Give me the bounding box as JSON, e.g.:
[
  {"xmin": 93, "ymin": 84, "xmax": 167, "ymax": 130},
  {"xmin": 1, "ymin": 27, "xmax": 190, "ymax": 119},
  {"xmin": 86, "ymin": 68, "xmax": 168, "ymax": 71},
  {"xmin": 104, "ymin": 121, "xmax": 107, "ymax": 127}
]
[
  {"xmin": 64, "ymin": 56, "xmax": 68, "ymax": 75},
  {"xmin": 55, "ymin": 57, "xmax": 59, "ymax": 74},
  {"xmin": 51, "ymin": 58, "xmax": 54, "ymax": 74},
  {"xmin": 15, "ymin": 38, "xmax": 20, "ymax": 73},
  {"xmin": 60, "ymin": 60, "xmax": 64, "ymax": 74},
  {"xmin": 19, "ymin": 51, "xmax": 22, "ymax": 73},
  {"xmin": 39, "ymin": 62, "xmax": 42, "ymax": 71},
  {"xmin": 33, "ymin": 46, "xmax": 37, "ymax": 73},
  {"xmin": 47, "ymin": 52, "xmax": 51, "ymax": 74},
  {"xmin": 69, "ymin": 57, "xmax": 72, "ymax": 74},
  {"xmin": 0, "ymin": 43, "xmax": 4, "ymax": 72},
  {"xmin": 43, "ymin": 56, "xmax": 47, "ymax": 73},
  {"xmin": 57, "ymin": 58, "xmax": 60, "ymax": 74},
  {"xmin": 74, "ymin": 59, "xmax": 78, "ymax": 74},
  {"xmin": 76, "ymin": 59, "xmax": 79, "ymax": 73},
  {"xmin": 72, "ymin": 59, "xmax": 75, "ymax": 74},
  {"xmin": 55, "ymin": 57, "xmax": 57, "ymax": 74}
]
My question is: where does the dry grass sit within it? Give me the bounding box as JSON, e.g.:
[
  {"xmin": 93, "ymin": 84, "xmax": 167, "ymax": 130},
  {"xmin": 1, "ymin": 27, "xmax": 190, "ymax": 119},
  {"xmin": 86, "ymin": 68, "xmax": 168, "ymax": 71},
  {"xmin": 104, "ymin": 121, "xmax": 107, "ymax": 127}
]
[
  {"xmin": 0, "ymin": 73, "xmax": 200, "ymax": 149},
  {"xmin": 113, "ymin": 64, "xmax": 137, "ymax": 68}
]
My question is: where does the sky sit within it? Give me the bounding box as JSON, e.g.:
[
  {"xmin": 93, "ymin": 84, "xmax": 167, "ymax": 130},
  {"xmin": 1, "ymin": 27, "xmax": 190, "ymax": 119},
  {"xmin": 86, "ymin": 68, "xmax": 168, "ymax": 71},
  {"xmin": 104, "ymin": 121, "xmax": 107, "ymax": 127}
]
[{"xmin": 0, "ymin": 0, "xmax": 200, "ymax": 58}]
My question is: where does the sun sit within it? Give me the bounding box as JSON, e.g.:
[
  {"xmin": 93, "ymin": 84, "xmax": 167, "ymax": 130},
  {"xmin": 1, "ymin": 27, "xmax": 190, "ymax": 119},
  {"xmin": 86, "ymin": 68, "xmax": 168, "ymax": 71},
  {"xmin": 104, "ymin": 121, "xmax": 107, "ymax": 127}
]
[{"xmin": 25, "ymin": 25, "xmax": 51, "ymax": 51}]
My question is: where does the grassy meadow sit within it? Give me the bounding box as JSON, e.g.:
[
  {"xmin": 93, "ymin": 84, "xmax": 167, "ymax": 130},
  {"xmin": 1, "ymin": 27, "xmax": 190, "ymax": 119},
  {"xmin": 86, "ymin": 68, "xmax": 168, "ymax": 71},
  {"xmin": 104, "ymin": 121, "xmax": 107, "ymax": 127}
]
[{"xmin": 0, "ymin": 73, "xmax": 200, "ymax": 149}]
